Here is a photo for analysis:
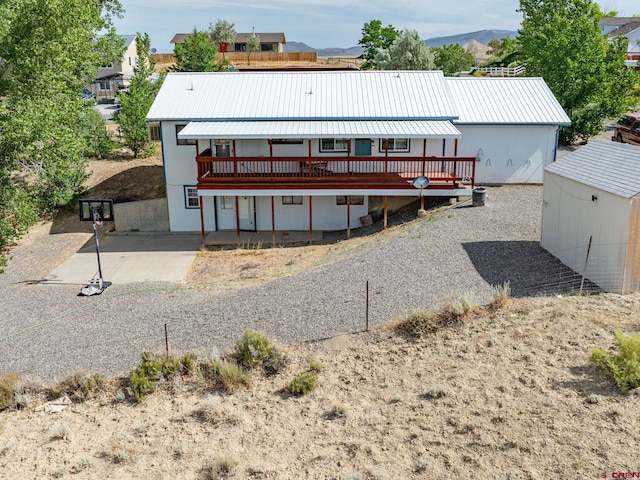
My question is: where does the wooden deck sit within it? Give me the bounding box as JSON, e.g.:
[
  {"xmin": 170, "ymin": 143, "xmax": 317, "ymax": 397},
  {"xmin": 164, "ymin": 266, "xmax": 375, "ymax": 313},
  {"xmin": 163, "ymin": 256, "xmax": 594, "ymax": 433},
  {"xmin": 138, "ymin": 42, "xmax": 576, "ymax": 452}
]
[{"xmin": 195, "ymin": 154, "xmax": 476, "ymax": 191}]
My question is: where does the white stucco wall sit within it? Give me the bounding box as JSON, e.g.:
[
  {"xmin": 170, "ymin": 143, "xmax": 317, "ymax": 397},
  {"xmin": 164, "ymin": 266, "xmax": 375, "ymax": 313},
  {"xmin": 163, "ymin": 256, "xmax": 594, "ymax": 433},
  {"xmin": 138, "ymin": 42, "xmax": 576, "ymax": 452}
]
[
  {"xmin": 161, "ymin": 121, "xmax": 217, "ymax": 232},
  {"xmin": 541, "ymin": 171, "xmax": 631, "ymax": 293},
  {"xmin": 456, "ymin": 125, "xmax": 558, "ymax": 184}
]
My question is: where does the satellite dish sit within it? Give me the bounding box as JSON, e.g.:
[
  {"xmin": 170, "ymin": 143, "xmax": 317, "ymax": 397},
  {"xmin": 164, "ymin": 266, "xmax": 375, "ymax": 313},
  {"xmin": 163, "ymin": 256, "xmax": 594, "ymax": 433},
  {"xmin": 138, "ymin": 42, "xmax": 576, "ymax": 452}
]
[
  {"xmin": 412, "ymin": 176, "xmax": 430, "ymax": 190},
  {"xmin": 150, "ymin": 48, "xmax": 157, "ymax": 54}
]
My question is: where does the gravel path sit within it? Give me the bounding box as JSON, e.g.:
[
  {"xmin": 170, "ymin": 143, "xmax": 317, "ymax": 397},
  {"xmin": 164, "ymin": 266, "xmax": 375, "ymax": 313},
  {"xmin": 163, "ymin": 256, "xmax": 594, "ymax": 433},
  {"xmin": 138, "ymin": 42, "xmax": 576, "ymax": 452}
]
[{"xmin": 0, "ymin": 185, "xmax": 590, "ymax": 383}]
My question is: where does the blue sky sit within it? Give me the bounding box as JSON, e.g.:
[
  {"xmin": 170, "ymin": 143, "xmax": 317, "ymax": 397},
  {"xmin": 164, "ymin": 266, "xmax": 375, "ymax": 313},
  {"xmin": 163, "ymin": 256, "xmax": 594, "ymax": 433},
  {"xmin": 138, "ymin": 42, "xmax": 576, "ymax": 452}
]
[{"xmin": 113, "ymin": 0, "xmax": 640, "ymax": 53}]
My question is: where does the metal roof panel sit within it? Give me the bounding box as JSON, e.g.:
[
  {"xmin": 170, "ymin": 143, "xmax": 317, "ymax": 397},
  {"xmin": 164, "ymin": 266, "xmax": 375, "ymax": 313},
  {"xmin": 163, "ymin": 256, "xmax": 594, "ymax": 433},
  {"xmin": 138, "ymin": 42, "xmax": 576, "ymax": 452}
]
[
  {"xmin": 545, "ymin": 140, "xmax": 640, "ymax": 198},
  {"xmin": 446, "ymin": 77, "xmax": 570, "ymax": 125},
  {"xmin": 177, "ymin": 120, "xmax": 462, "ymax": 139},
  {"xmin": 147, "ymin": 71, "xmax": 458, "ymax": 121}
]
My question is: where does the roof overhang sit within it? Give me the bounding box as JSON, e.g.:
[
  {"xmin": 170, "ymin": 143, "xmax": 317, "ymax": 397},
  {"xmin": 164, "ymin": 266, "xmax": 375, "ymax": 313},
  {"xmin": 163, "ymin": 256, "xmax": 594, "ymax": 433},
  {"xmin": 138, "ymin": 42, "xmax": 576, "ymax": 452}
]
[{"xmin": 177, "ymin": 120, "xmax": 462, "ymax": 140}]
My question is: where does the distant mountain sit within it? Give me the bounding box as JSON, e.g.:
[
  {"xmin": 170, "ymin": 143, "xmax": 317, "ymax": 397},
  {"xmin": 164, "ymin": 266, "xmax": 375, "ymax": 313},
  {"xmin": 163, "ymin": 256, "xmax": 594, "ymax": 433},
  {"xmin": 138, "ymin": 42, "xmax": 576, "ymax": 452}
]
[
  {"xmin": 284, "ymin": 29, "xmax": 517, "ymax": 58},
  {"xmin": 284, "ymin": 41, "xmax": 364, "ymax": 57},
  {"xmin": 423, "ymin": 29, "xmax": 517, "ymax": 48}
]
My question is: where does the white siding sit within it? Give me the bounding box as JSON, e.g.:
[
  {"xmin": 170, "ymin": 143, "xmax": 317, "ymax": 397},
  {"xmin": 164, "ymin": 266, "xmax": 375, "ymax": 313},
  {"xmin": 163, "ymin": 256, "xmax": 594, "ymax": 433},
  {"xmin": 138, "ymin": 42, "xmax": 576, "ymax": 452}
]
[
  {"xmin": 456, "ymin": 125, "xmax": 556, "ymax": 184},
  {"xmin": 161, "ymin": 121, "xmax": 216, "ymax": 232},
  {"xmin": 541, "ymin": 172, "xmax": 631, "ymax": 293}
]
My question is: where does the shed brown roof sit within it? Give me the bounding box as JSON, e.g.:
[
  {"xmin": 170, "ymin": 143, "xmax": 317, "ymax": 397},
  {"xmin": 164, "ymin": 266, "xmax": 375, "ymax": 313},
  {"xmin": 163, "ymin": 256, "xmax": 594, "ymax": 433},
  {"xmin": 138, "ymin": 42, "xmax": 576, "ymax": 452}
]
[{"xmin": 170, "ymin": 32, "xmax": 286, "ymax": 44}]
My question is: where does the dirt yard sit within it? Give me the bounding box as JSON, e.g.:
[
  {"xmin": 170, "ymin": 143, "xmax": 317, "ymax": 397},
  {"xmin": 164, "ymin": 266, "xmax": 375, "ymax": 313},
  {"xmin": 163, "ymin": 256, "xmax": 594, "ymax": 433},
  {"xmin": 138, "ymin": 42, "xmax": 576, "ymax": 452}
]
[
  {"xmin": 1, "ymin": 293, "xmax": 639, "ymax": 479},
  {"xmin": 2, "ymin": 142, "xmax": 640, "ymax": 479}
]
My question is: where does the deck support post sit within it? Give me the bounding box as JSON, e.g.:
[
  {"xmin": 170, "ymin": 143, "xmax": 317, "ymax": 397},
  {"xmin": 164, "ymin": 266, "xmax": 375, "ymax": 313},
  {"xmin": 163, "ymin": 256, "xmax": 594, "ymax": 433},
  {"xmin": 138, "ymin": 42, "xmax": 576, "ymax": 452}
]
[
  {"xmin": 199, "ymin": 195, "xmax": 205, "ymax": 244},
  {"xmin": 309, "ymin": 196, "xmax": 313, "ymax": 244},
  {"xmin": 271, "ymin": 196, "xmax": 276, "ymax": 248},
  {"xmin": 384, "ymin": 196, "xmax": 388, "ymax": 230},
  {"xmin": 347, "ymin": 195, "xmax": 351, "ymax": 239},
  {"xmin": 235, "ymin": 196, "xmax": 240, "ymax": 247}
]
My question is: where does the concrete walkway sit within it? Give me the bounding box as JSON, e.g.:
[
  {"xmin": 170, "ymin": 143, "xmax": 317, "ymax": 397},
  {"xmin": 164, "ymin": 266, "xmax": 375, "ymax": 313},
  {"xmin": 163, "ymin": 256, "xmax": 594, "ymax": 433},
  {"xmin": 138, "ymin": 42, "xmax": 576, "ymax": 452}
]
[{"xmin": 41, "ymin": 233, "xmax": 202, "ymax": 285}]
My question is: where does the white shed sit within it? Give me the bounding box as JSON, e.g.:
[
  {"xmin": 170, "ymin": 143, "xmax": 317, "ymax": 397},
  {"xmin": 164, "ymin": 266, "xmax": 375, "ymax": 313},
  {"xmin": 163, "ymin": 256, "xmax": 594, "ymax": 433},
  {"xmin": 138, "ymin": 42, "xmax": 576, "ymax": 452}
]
[{"xmin": 541, "ymin": 140, "xmax": 640, "ymax": 294}]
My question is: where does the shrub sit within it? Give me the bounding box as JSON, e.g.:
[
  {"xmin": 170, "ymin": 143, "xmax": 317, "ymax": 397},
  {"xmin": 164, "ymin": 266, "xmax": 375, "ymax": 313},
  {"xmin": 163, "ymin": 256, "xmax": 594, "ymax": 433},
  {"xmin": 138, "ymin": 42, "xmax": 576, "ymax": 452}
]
[
  {"xmin": 397, "ymin": 310, "xmax": 440, "ymax": 337},
  {"xmin": 489, "ymin": 281, "xmax": 511, "ymax": 310},
  {"xmin": 232, "ymin": 331, "xmax": 287, "ymax": 374},
  {"xmin": 204, "ymin": 455, "xmax": 237, "ymax": 479},
  {"xmin": 203, "ymin": 360, "xmax": 251, "ymax": 394},
  {"xmin": 287, "ymin": 371, "xmax": 318, "ymax": 395},
  {"xmin": 307, "ymin": 358, "xmax": 323, "ymax": 373},
  {"xmin": 128, "ymin": 351, "xmax": 194, "ymax": 402},
  {"xmin": 51, "ymin": 372, "xmax": 106, "ymax": 402},
  {"xmin": 0, "ymin": 374, "xmax": 18, "ymax": 411},
  {"xmin": 438, "ymin": 291, "xmax": 478, "ymax": 322},
  {"xmin": 423, "ymin": 384, "xmax": 447, "ymax": 399},
  {"xmin": 591, "ymin": 331, "xmax": 640, "ymax": 393}
]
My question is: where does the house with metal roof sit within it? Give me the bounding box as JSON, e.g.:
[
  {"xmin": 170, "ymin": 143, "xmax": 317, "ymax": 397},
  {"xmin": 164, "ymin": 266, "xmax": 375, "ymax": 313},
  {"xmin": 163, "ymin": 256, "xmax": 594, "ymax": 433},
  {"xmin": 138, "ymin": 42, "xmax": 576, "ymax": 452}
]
[
  {"xmin": 171, "ymin": 32, "xmax": 286, "ymax": 53},
  {"xmin": 146, "ymin": 70, "xmax": 569, "ymax": 238},
  {"xmin": 541, "ymin": 140, "xmax": 640, "ymax": 294}
]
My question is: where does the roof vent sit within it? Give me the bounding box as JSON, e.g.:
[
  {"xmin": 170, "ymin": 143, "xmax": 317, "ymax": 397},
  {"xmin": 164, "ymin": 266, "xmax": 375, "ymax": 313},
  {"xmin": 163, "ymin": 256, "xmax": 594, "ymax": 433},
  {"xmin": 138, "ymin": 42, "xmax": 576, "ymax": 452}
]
[
  {"xmin": 306, "ymin": 88, "xmax": 313, "ymax": 94},
  {"xmin": 187, "ymin": 83, "xmax": 194, "ymax": 91}
]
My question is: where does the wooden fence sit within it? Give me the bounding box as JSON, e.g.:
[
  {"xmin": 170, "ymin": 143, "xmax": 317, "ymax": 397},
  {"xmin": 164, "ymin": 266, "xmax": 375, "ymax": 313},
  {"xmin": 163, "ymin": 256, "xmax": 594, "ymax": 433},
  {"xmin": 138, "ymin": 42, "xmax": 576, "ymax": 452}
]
[{"xmin": 151, "ymin": 51, "xmax": 318, "ymax": 66}]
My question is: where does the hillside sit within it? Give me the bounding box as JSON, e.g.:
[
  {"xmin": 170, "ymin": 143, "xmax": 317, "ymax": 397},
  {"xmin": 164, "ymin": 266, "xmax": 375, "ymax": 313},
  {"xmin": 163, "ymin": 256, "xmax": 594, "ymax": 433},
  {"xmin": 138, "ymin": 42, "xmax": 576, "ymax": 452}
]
[
  {"xmin": 1, "ymin": 292, "xmax": 639, "ymax": 478},
  {"xmin": 284, "ymin": 29, "xmax": 517, "ymax": 57}
]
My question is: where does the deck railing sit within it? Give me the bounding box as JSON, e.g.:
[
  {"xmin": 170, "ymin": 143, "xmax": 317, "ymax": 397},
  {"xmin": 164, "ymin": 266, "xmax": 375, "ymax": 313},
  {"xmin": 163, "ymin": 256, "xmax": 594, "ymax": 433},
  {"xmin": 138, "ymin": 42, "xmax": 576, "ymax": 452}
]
[{"xmin": 196, "ymin": 153, "xmax": 475, "ymax": 189}]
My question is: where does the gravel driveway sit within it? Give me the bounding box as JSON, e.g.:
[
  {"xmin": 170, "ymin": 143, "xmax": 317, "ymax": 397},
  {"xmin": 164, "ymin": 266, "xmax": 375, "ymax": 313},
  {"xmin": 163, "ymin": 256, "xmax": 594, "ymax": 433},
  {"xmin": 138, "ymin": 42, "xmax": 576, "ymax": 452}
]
[{"xmin": 0, "ymin": 185, "xmax": 589, "ymax": 383}]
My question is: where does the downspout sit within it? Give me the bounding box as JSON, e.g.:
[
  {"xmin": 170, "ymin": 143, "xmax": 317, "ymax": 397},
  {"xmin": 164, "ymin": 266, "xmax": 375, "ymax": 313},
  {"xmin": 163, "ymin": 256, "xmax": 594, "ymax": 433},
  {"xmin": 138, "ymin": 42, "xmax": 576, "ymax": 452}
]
[{"xmin": 553, "ymin": 127, "xmax": 560, "ymax": 162}]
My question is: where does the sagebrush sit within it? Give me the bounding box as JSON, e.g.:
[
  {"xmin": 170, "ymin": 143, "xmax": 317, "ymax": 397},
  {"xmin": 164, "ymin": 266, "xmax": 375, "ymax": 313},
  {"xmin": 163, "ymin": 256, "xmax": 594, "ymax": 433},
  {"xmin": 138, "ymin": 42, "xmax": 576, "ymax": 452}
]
[{"xmin": 591, "ymin": 331, "xmax": 640, "ymax": 393}]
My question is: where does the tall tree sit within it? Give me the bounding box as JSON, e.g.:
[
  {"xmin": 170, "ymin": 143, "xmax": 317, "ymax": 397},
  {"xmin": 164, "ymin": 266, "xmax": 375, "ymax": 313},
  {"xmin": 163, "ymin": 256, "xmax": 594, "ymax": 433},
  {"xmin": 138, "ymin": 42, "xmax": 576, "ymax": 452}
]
[
  {"xmin": 375, "ymin": 29, "xmax": 435, "ymax": 70},
  {"xmin": 0, "ymin": 0, "xmax": 124, "ymax": 258},
  {"xmin": 173, "ymin": 28, "xmax": 227, "ymax": 72},
  {"xmin": 433, "ymin": 44, "xmax": 475, "ymax": 75},
  {"xmin": 246, "ymin": 33, "xmax": 261, "ymax": 66},
  {"xmin": 358, "ymin": 20, "xmax": 399, "ymax": 70},
  {"xmin": 519, "ymin": 0, "xmax": 639, "ymax": 143},
  {"xmin": 117, "ymin": 33, "xmax": 162, "ymax": 158},
  {"xmin": 208, "ymin": 19, "xmax": 236, "ymax": 57}
]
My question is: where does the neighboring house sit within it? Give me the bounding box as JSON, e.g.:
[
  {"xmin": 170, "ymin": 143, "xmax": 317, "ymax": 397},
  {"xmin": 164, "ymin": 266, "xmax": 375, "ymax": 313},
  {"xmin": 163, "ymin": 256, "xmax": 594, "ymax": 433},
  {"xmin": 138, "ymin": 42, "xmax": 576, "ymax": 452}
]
[
  {"xmin": 170, "ymin": 32, "xmax": 286, "ymax": 52},
  {"xmin": 94, "ymin": 34, "xmax": 138, "ymax": 94},
  {"xmin": 541, "ymin": 140, "xmax": 640, "ymax": 294},
  {"xmin": 146, "ymin": 70, "xmax": 569, "ymax": 236},
  {"xmin": 600, "ymin": 17, "xmax": 640, "ymax": 67}
]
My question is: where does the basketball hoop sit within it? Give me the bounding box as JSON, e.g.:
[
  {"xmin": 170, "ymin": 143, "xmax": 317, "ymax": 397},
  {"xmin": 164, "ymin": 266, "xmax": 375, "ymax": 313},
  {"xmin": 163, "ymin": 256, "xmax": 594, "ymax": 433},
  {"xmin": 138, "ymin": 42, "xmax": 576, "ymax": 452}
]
[{"xmin": 78, "ymin": 199, "xmax": 114, "ymax": 296}]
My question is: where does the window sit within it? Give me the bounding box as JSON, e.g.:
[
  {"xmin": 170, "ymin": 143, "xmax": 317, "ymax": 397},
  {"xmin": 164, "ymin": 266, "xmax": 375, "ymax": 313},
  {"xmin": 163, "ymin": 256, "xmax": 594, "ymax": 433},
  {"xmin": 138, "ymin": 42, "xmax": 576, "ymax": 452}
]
[
  {"xmin": 282, "ymin": 196, "xmax": 303, "ymax": 205},
  {"xmin": 99, "ymin": 79, "xmax": 110, "ymax": 90},
  {"xmin": 261, "ymin": 43, "xmax": 274, "ymax": 52},
  {"xmin": 175, "ymin": 124, "xmax": 196, "ymax": 146},
  {"xmin": 379, "ymin": 138, "xmax": 410, "ymax": 152},
  {"xmin": 220, "ymin": 196, "xmax": 233, "ymax": 209},
  {"xmin": 320, "ymin": 138, "xmax": 348, "ymax": 152},
  {"xmin": 148, "ymin": 124, "xmax": 160, "ymax": 141},
  {"xmin": 184, "ymin": 186, "xmax": 199, "ymax": 209},
  {"xmin": 336, "ymin": 195, "xmax": 364, "ymax": 205},
  {"xmin": 101, "ymin": 63, "xmax": 113, "ymax": 68},
  {"xmin": 271, "ymin": 139, "xmax": 304, "ymax": 145}
]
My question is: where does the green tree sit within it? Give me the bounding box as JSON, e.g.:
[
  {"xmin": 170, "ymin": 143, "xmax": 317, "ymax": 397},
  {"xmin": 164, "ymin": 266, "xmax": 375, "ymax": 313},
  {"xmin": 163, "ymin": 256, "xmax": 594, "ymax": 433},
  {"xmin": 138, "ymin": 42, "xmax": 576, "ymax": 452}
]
[
  {"xmin": 375, "ymin": 29, "xmax": 435, "ymax": 70},
  {"xmin": 117, "ymin": 33, "xmax": 162, "ymax": 158},
  {"xmin": 433, "ymin": 43, "xmax": 475, "ymax": 75},
  {"xmin": 0, "ymin": 0, "xmax": 124, "ymax": 258},
  {"xmin": 358, "ymin": 20, "xmax": 399, "ymax": 70},
  {"xmin": 486, "ymin": 36, "xmax": 522, "ymax": 67},
  {"xmin": 173, "ymin": 28, "xmax": 227, "ymax": 72},
  {"xmin": 518, "ymin": 0, "xmax": 639, "ymax": 144},
  {"xmin": 208, "ymin": 19, "xmax": 236, "ymax": 57},
  {"xmin": 246, "ymin": 33, "xmax": 261, "ymax": 66}
]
